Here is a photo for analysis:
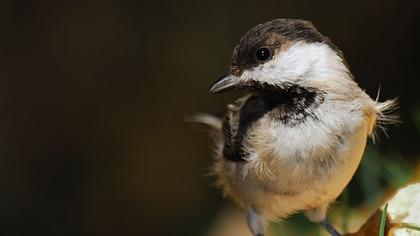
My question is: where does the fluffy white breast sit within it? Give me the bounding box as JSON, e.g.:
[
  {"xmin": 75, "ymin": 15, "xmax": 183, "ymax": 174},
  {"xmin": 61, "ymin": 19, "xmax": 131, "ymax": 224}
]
[{"xmin": 244, "ymin": 97, "xmax": 365, "ymax": 165}]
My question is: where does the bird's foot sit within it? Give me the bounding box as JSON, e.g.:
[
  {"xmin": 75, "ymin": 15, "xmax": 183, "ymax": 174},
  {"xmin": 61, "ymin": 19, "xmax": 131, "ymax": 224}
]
[
  {"xmin": 247, "ymin": 207, "xmax": 265, "ymax": 236},
  {"xmin": 320, "ymin": 219, "xmax": 341, "ymax": 236}
]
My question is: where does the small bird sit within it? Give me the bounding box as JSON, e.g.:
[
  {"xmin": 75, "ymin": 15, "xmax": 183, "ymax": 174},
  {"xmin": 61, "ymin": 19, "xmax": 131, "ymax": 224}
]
[{"xmin": 189, "ymin": 18, "xmax": 397, "ymax": 236}]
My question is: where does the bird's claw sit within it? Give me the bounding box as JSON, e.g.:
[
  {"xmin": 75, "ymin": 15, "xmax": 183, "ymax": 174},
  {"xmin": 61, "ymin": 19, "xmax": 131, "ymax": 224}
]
[{"xmin": 320, "ymin": 219, "xmax": 341, "ymax": 236}]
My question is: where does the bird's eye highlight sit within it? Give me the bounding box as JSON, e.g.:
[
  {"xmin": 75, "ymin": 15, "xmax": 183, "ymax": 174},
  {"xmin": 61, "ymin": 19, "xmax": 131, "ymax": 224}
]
[{"xmin": 256, "ymin": 48, "xmax": 271, "ymax": 61}]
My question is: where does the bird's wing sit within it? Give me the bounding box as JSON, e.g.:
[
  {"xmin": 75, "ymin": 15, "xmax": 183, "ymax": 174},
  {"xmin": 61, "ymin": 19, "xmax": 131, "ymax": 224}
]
[
  {"xmin": 222, "ymin": 94, "xmax": 251, "ymax": 161},
  {"xmin": 186, "ymin": 94, "xmax": 251, "ymax": 161}
]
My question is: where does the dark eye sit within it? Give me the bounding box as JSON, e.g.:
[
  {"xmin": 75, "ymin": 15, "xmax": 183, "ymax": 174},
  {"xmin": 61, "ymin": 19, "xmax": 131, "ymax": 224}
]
[{"xmin": 256, "ymin": 48, "xmax": 271, "ymax": 61}]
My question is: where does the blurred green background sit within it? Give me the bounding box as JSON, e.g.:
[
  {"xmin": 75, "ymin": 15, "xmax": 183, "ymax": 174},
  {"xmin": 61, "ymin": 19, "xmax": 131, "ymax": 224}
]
[{"xmin": 0, "ymin": 1, "xmax": 419, "ymax": 235}]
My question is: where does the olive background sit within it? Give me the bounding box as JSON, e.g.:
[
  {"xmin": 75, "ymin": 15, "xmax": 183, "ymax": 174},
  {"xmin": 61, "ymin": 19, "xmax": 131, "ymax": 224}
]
[{"xmin": 0, "ymin": 1, "xmax": 419, "ymax": 235}]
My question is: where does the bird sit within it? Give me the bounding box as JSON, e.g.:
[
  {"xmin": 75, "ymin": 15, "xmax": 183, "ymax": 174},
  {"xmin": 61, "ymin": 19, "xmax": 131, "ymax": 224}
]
[{"xmin": 189, "ymin": 18, "xmax": 398, "ymax": 236}]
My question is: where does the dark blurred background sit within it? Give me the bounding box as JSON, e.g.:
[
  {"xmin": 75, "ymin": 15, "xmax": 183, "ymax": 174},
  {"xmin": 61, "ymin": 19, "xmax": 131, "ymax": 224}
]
[{"xmin": 0, "ymin": 1, "xmax": 419, "ymax": 235}]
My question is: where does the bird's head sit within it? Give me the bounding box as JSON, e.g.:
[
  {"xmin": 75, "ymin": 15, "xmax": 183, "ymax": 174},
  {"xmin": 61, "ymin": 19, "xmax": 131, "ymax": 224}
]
[{"xmin": 210, "ymin": 19, "xmax": 352, "ymax": 96}]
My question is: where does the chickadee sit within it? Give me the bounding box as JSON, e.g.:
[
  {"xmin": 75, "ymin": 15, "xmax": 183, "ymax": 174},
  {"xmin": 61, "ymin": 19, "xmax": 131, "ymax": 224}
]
[{"xmin": 190, "ymin": 18, "xmax": 397, "ymax": 236}]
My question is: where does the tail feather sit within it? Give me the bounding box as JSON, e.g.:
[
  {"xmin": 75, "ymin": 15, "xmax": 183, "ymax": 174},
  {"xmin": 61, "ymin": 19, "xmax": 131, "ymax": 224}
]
[
  {"xmin": 185, "ymin": 113, "xmax": 223, "ymax": 131},
  {"xmin": 373, "ymin": 98, "xmax": 400, "ymax": 140},
  {"xmin": 186, "ymin": 113, "xmax": 224, "ymax": 160}
]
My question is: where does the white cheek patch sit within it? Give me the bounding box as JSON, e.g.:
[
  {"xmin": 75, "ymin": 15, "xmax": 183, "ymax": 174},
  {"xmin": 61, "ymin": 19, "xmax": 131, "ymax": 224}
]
[{"xmin": 241, "ymin": 42, "xmax": 349, "ymax": 86}]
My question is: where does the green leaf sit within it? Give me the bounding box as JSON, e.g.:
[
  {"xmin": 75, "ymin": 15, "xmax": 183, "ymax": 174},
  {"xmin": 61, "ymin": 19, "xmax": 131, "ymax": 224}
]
[{"xmin": 379, "ymin": 203, "xmax": 388, "ymax": 236}]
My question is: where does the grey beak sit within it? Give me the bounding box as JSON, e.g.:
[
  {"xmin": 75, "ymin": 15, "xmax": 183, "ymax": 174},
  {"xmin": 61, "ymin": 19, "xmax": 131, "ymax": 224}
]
[{"xmin": 209, "ymin": 74, "xmax": 242, "ymax": 93}]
